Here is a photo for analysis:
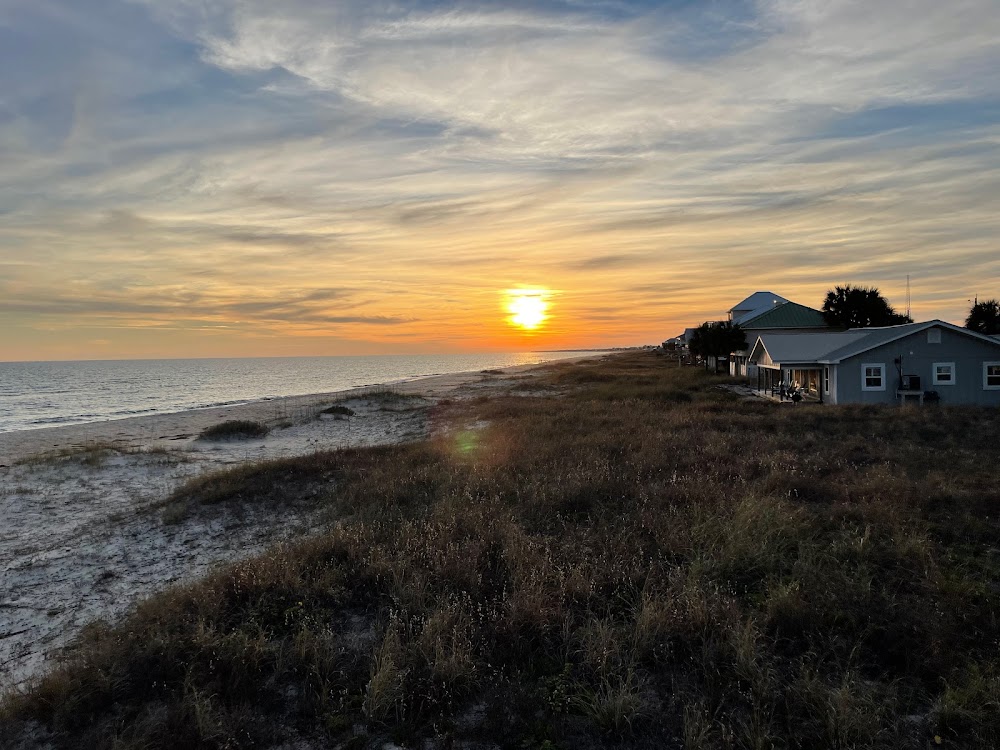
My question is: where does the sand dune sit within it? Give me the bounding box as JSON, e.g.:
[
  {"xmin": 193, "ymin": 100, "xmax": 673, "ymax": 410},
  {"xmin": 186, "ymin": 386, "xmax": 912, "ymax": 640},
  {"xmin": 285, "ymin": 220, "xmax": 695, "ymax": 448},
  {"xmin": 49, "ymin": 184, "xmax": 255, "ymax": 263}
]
[{"xmin": 0, "ymin": 359, "xmax": 587, "ymax": 689}]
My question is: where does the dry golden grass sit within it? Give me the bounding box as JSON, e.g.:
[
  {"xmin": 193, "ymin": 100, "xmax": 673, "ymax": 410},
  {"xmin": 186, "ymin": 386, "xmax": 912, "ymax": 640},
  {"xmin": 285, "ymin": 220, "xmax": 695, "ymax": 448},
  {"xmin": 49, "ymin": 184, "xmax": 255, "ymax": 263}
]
[{"xmin": 3, "ymin": 352, "xmax": 999, "ymax": 749}]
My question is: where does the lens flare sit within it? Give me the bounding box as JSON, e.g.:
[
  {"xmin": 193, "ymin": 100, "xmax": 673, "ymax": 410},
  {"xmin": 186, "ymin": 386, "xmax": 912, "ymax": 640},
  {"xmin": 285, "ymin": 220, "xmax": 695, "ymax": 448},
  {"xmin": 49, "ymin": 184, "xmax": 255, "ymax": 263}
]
[{"xmin": 506, "ymin": 289, "xmax": 549, "ymax": 330}]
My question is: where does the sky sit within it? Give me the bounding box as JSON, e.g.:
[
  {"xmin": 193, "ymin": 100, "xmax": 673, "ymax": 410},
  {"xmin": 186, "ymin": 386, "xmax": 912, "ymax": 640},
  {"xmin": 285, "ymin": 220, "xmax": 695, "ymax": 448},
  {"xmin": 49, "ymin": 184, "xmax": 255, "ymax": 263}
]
[{"xmin": 2, "ymin": 0, "xmax": 999, "ymax": 360}]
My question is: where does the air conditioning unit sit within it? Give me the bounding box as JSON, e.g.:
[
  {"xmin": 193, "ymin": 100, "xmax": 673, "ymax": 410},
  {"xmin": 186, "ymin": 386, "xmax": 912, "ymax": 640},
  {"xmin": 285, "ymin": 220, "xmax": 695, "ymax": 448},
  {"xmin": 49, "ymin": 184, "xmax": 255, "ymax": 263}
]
[{"xmin": 900, "ymin": 375, "xmax": 921, "ymax": 391}]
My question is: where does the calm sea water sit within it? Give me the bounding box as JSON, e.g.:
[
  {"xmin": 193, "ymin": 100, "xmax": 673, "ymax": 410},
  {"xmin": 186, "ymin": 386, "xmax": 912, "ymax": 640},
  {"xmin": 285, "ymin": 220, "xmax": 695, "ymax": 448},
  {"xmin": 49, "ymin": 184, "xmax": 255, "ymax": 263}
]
[{"xmin": 0, "ymin": 352, "xmax": 603, "ymax": 434}]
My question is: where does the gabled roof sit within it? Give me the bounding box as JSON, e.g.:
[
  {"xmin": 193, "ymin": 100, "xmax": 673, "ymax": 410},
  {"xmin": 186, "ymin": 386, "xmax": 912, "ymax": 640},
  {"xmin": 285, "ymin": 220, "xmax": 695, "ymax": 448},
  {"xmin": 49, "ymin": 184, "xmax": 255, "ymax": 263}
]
[
  {"xmin": 750, "ymin": 331, "xmax": 868, "ymax": 365},
  {"xmin": 728, "ymin": 291, "xmax": 789, "ymax": 324},
  {"xmin": 819, "ymin": 320, "xmax": 1000, "ymax": 363},
  {"xmin": 750, "ymin": 320, "xmax": 1000, "ymax": 367},
  {"xmin": 741, "ymin": 301, "xmax": 828, "ymax": 330}
]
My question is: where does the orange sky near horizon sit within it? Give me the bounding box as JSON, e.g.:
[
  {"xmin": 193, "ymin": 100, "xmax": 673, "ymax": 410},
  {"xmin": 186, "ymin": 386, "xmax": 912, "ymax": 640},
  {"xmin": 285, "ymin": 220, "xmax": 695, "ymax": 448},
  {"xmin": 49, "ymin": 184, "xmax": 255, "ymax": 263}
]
[{"xmin": 2, "ymin": 1, "xmax": 998, "ymax": 362}]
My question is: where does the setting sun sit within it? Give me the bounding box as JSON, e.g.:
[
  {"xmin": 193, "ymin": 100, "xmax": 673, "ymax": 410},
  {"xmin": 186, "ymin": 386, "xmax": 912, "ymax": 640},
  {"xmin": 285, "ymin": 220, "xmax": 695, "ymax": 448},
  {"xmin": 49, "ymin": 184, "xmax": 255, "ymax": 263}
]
[{"xmin": 506, "ymin": 289, "xmax": 549, "ymax": 331}]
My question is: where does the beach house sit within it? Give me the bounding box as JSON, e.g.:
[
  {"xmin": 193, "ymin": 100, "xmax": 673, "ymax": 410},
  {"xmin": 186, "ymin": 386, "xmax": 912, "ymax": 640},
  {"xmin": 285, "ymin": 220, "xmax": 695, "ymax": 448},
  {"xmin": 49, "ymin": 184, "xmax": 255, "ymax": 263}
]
[
  {"xmin": 748, "ymin": 320, "xmax": 1000, "ymax": 405},
  {"xmin": 728, "ymin": 298, "xmax": 831, "ymax": 377},
  {"xmin": 683, "ymin": 292, "xmax": 829, "ymax": 373}
]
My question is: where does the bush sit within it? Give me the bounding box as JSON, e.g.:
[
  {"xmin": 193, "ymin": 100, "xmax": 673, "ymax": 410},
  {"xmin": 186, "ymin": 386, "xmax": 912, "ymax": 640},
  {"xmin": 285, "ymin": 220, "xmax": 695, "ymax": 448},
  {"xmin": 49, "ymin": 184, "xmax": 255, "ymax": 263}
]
[
  {"xmin": 198, "ymin": 420, "xmax": 270, "ymax": 441},
  {"xmin": 321, "ymin": 404, "xmax": 355, "ymax": 417}
]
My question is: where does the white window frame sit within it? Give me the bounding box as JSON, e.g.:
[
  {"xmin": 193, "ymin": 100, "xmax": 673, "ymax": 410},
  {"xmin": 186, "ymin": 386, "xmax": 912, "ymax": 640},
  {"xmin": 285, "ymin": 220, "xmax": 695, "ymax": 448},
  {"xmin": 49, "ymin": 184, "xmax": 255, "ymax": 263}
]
[
  {"xmin": 984, "ymin": 362, "xmax": 1000, "ymax": 390},
  {"xmin": 823, "ymin": 366, "xmax": 830, "ymax": 394},
  {"xmin": 932, "ymin": 362, "xmax": 956, "ymax": 386},
  {"xmin": 862, "ymin": 363, "xmax": 885, "ymax": 392}
]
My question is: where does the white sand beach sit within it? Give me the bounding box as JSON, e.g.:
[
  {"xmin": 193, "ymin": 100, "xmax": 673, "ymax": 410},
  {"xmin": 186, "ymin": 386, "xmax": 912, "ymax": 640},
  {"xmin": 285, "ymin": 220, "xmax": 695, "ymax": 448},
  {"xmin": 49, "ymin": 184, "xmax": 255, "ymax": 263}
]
[{"xmin": 0, "ymin": 357, "xmax": 602, "ymax": 690}]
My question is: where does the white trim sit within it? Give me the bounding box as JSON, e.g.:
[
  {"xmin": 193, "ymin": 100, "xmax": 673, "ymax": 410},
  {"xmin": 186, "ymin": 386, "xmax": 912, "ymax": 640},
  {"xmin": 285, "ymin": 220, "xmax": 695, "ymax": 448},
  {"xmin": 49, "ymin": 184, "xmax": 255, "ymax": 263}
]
[
  {"xmin": 823, "ymin": 366, "xmax": 830, "ymax": 394},
  {"xmin": 932, "ymin": 362, "xmax": 955, "ymax": 386},
  {"xmin": 862, "ymin": 363, "xmax": 885, "ymax": 392},
  {"xmin": 748, "ymin": 336, "xmax": 771, "ymax": 365},
  {"xmin": 984, "ymin": 362, "xmax": 1000, "ymax": 390}
]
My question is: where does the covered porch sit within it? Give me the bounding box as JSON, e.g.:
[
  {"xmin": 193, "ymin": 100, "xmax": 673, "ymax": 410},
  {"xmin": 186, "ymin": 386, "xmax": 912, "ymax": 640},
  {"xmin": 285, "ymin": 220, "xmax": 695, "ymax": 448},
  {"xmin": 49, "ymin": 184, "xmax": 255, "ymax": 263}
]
[
  {"xmin": 754, "ymin": 364, "xmax": 824, "ymax": 402},
  {"xmin": 749, "ymin": 338, "xmax": 826, "ymax": 403}
]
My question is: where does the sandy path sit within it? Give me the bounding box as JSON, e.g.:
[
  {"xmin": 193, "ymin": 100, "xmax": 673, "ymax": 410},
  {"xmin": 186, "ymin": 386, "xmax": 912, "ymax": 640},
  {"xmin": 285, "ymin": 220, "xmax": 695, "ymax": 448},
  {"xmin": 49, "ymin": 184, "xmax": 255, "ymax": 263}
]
[{"xmin": 0, "ymin": 358, "xmax": 592, "ymax": 689}]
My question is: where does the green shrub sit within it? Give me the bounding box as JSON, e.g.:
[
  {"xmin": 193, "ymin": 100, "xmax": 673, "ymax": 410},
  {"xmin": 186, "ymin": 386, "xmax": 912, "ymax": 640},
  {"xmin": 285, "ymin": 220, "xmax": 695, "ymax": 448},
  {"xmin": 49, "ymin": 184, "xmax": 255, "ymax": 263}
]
[
  {"xmin": 321, "ymin": 404, "xmax": 355, "ymax": 417},
  {"xmin": 198, "ymin": 419, "xmax": 270, "ymax": 440}
]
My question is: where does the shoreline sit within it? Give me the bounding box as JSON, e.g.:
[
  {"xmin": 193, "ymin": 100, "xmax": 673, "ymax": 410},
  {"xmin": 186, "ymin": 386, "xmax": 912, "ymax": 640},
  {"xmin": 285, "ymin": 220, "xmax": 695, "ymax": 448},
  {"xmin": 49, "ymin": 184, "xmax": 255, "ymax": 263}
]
[
  {"xmin": 0, "ymin": 350, "xmax": 610, "ymax": 439},
  {"xmin": 0, "ymin": 355, "xmax": 604, "ymax": 466}
]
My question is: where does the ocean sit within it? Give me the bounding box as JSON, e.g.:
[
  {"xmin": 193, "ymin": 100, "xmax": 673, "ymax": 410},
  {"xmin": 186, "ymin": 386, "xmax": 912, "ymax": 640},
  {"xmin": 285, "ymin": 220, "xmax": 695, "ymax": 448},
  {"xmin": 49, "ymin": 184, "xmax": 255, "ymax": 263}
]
[{"xmin": 0, "ymin": 351, "xmax": 603, "ymax": 434}]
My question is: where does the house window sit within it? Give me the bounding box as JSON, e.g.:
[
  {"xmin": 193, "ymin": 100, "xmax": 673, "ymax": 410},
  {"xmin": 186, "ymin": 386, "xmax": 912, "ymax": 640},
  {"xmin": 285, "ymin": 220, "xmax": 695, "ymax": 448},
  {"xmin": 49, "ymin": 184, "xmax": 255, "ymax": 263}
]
[
  {"xmin": 823, "ymin": 366, "xmax": 830, "ymax": 394},
  {"xmin": 933, "ymin": 363, "xmax": 955, "ymax": 386},
  {"xmin": 928, "ymin": 328, "xmax": 941, "ymax": 344},
  {"xmin": 862, "ymin": 363, "xmax": 885, "ymax": 391},
  {"xmin": 985, "ymin": 362, "xmax": 1000, "ymax": 390}
]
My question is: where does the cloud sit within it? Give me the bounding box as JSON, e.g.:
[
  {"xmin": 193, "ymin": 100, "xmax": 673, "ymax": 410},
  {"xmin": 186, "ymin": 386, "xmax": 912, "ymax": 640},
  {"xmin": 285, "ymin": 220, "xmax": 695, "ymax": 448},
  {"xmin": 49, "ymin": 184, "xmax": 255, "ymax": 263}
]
[
  {"xmin": 566, "ymin": 253, "xmax": 656, "ymax": 271},
  {"xmin": 2, "ymin": 0, "xmax": 1000, "ymax": 357},
  {"xmin": 0, "ymin": 280, "xmax": 415, "ymax": 329},
  {"xmin": 173, "ymin": 0, "xmax": 1000, "ymax": 158}
]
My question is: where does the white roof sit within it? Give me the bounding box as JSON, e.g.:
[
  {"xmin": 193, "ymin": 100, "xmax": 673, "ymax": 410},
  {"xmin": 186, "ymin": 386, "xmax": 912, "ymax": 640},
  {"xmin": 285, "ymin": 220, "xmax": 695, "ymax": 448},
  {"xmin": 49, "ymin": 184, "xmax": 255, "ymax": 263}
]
[{"xmin": 728, "ymin": 291, "xmax": 789, "ymax": 324}]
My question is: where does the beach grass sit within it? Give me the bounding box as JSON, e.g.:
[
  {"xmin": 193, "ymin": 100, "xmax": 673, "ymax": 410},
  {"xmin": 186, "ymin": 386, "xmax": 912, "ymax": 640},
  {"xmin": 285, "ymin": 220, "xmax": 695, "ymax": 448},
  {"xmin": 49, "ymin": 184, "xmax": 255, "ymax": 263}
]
[
  {"xmin": 365, "ymin": 388, "xmax": 426, "ymax": 406},
  {"xmin": 198, "ymin": 419, "xmax": 270, "ymax": 441},
  {"xmin": 15, "ymin": 440, "xmax": 183, "ymax": 468},
  {"xmin": 320, "ymin": 404, "xmax": 356, "ymax": 417},
  {"xmin": 4, "ymin": 352, "xmax": 1000, "ymax": 749}
]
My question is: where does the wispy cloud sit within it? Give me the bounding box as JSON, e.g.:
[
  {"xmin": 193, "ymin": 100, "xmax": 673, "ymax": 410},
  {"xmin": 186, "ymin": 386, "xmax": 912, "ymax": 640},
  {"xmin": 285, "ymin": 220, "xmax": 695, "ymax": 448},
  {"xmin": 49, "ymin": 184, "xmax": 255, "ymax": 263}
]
[
  {"xmin": 566, "ymin": 253, "xmax": 657, "ymax": 271},
  {"xmin": 2, "ymin": 0, "xmax": 999, "ymax": 358}
]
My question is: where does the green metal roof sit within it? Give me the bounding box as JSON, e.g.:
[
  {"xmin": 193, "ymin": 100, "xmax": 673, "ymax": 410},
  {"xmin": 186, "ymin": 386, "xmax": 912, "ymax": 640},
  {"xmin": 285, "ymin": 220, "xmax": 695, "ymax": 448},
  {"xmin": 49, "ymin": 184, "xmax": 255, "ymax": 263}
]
[{"xmin": 742, "ymin": 301, "xmax": 828, "ymax": 329}]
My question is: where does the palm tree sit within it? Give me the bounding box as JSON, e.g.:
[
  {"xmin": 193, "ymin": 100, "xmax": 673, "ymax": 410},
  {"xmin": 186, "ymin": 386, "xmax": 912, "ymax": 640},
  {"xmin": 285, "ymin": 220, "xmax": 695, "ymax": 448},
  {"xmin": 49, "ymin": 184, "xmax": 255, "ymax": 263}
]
[
  {"xmin": 821, "ymin": 285, "xmax": 912, "ymax": 328},
  {"xmin": 965, "ymin": 299, "xmax": 1000, "ymax": 335}
]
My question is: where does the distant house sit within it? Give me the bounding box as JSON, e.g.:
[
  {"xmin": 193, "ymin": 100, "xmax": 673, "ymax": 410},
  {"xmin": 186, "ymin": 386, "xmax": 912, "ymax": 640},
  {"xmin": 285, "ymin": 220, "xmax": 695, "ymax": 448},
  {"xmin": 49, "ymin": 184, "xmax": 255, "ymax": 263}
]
[
  {"xmin": 748, "ymin": 320, "xmax": 1000, "ymax": 405},
  {"xmin": 661, "ymin": 335, "xmax": 685, "ymax": 350},
  {"xmin": 728, "ymin": 292, "xmax": 789, "ymax": 324},
  {"xmin": 686, "ymin": 292, "xmax": 828, "ymax": 373},
  {"xmin": 729, "ymin": 300, "xmax": 831, "ymax": 377},
  {"xmin": 662, "ymin": 329, "xmax": 696, "ymax": 355}
]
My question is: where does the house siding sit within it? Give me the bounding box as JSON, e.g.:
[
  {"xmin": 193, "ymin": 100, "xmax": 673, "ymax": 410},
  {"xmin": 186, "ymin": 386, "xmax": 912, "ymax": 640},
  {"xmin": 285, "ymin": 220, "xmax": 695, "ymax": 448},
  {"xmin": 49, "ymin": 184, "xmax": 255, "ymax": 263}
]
[{"xmin": 834, "ymin": 327, "xmax": 1000, "ymax": 406}]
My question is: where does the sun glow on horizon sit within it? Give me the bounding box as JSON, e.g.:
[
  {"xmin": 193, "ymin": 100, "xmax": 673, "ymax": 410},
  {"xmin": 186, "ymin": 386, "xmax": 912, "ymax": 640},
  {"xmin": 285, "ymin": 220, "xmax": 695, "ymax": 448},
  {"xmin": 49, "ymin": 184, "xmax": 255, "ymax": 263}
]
[
  {"xmin": 505, "ymin": 289, "xmax": 550, "ymax": 331},
  {"xmin": 2, "ymin": 0, "xmax": 997, "ymax": 362}
]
